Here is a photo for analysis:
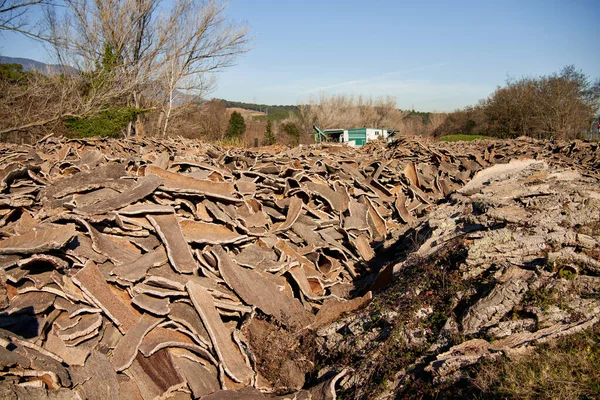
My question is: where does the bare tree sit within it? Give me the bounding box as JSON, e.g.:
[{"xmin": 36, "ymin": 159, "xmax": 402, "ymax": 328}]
[
  {"xmin": 0, "ymin": 59, "xmax": 137, "ymax": 137},
  {"xmin": 0, "ymin": 66, "xmax": 108, "ymax": 137},
  {"xmin": 46, "ymin": 0, "xmax": 249, "ymax": 136},
  {"xmin": 0, "ymin": 0, "xmax": 160, "ymax": 135},
  {"xmin": 156, "ymin": 0, "xmax": 249, "ymax": 136},
  {"xmin": 483, "ymin": 66, "xmax": 600, "ymax": 139},
  {"xmin": 427, "ymin": 113, "xmax": 447, "ymax": 135},
  {"xmin": 198, "ymin": 99, "xmax": 228, "ymax": 139},
  {"xmin": 0, "ymin": 0, "xmax": 48, "ymax": 38},
  {"xmin": 288, "ymin": 94, "xmax": 405, "ymax": 134},
  {"xmin": 436, "ymin": 66, "xmax": 600, "ymax": 140}
]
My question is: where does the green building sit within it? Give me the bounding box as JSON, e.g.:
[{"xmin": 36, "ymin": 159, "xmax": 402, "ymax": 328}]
[{"xmin": 323, "ymin": 128, "xmax": 392, "ymax": 147}]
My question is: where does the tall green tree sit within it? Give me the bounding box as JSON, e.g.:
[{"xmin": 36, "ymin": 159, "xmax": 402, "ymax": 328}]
[
  {"xmin": 264, "ymin": 118, "xmax": 276, "ymax": 145},
  {"xmin": 226, "ymin": 111, "xmax": 246, "ymax": 139}
]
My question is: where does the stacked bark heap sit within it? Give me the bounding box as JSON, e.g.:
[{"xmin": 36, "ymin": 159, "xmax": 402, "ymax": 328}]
[{"xmin": 0, "ymin": 135, "xmax": 597, "ymax": 399}]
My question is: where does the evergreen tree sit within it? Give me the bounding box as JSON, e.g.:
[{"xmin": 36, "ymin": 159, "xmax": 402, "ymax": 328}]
[
  {"xmin": 264, "ymin": 118, "xmax": 276, "ymax": 145},
  {"xmin": 226, "ymin": 111, "xmax": 246, "ymax": 139}
]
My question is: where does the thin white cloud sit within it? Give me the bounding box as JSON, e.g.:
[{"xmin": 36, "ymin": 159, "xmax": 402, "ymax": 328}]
[{"xmin": 297, "ymin": 62, "xmax": 451, "ymax": 95}]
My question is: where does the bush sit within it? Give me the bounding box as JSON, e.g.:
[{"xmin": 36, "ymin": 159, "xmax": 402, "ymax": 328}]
[
  {"xmin": 0, "ymin": 64, "xmax": 30, "ymax": 84},
  {"xmin": 64, "ymin": 106, "xmax": 143, "ymax": 138},
  {"xmin": 434, "ymin": 105, "xmax": 488, "ymax": 138},
  {"xmin": 281, "ymin": 122, "xmax": 301, "ymax": 146},
  {"xmin": 435, "ymin": 66, "xmax": 600, "ymax": 140}
]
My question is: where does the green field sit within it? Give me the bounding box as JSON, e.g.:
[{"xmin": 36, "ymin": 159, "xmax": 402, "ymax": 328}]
[{"xmin": 439, "ymin": 134, "xmax": 489, "ymax": 142}]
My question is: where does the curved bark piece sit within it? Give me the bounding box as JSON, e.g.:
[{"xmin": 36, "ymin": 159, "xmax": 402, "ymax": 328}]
[
  {"xmin": 57, "ymin": 313, "xmax": 102, "ymax": 342},
  {"xmin": 394, "ymin": 193, "xmax": 416, "ymax": 224},
  {"xmin": 82, "ymin": 222, "xmax": 139, "ymax": 266},
  {"xmin": 305, "ymin": 182, "xmax": 346, "ymax": 213},
  {"xmin": 273, "ymin": 196, "xmax": 303, "ymax": 232},
  {"xmin": 117, "ymin": 204, "xmax": 175, "ymax": 215},
  {"xmin": 169, "ymin": 302, "xmax": 211, "ymax": 348},
  {"xmin": 343, "ymin": 200, "xmax": 369, "ymax": 231},
  {"xmin": 213, "ymin": 246, "xmax": 313, "ymax": 330},
  {"xmin": 127, "ymin": 350, "xmax": 186, "ymax": 400},
  {"xmin": 44, "ymin": 328, "xmax": 90, "ymax": 367},
  {"xmin": 66, "ymin": 233, "xmax": 108, "ymax": 264},
  {"xmin": 349, "ymin": 234, "xmax": 374, "ymax": 262},
  {"xmin": 138, "ymin": 326, "xmax": 214, "ymax": 365},
  {"xmin": 111, "ymin": 313, "xmax": 162, "ymax": 372},
  {"xmin": 111, "ymin": 247, "xmax": 168, "ymax": 283},
  {"xmin": 0, "ymin": 224, "xmax": 77, "ymax": 255},
  {"xmin": 170, "ymin": 349, "xmax": 220, "ymax": 398},
  {"xmin": 144, "ymin": 165, "xmax": 239, "ymax": 202},
  {"xmin": 3, "ymin": 291, "xmax": 56, "ymax": 315},
  {"xmin": 42, "ymin": 164, "xmax": 129, "ymax": 202},
  {"xmin": 404, "ymin": 162, "xmax": 419, "ymax": 188},
  {"xmin": 186, "ymin": 281, "xmax": 253, "ymax": 384},
  {"xmin": 72, "ymin": 261, "xmax": 139, "ymax": 334},
  {"xmin": 231, "ymin": 244, "xmax": 281, "ymax": 272},
  {"xmin": 132, "ymin": 293, "xmax": 170, "ymax": 316},
  {"xmin": 364, "ymin": 197, "xmax": 387, "ymax": 240},
  {"xmin": 287, "ymin": 265, "xmax": 325, "ymax": 300},
  {"xmin": 202, "ymin": 368, "xmax": 349, "ymax": 400},
  {"xmin": 76, "ymin": 174, "xmax": 162, "ymax": 215},
  {"xmin": 312, "ymin": 292, "xmax": 373, "ymax": 329},
  {"xmin": 307, "ymin": 368, "xmax": 349, "ymax": 400},
  {"xmin": 147, "ymin": 213, "xmax": 196, "ymax": 274},
  {"xmin": 180, "ymin": 219, "xmax": 248, "ymax": 245},
  {"xmin": 70, "ymin": 351, "xmax": 119, "ymax": 400}
]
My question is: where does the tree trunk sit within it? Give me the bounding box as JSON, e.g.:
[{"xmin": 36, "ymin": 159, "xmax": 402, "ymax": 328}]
[
  {"xmin": 162, "ymin": 93, "xmax": 173, "ymax": 137},
  {"xmin": 157, "ymin": 111, "xmax": 165, "ymax": 136}
]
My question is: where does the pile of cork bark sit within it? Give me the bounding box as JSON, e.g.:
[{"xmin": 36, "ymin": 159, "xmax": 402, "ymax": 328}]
[{"xmin": 0, "ymin": 135, "xmax": 597, "ymax": 399}]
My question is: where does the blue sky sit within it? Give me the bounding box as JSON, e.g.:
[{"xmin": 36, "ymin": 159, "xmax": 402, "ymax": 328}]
[{"xmin": 1, "ymin": 0, "xmax": 598, "ymax": 111}]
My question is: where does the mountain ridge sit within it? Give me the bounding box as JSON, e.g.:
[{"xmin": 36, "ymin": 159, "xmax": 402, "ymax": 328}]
[{"xmin": 0, "ymin": 56, "xmax": 75, "ymax": 74}]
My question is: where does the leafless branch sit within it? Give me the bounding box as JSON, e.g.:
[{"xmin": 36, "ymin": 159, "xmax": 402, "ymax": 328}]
[{"xmin": 0, "ymin": 0, "xmax": 54, "ymax": 40}]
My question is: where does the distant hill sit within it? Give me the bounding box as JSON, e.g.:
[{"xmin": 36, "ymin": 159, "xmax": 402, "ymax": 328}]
[
  {"xmin": 218, "ymin": 99, "xmax": 298, "ymax": 121},
  {"xmin": 0, "ymin": 56, "xmax": 76, "ymax": 75},
  {"xmin": 217, "ymin": 100, "xmax": 440, "ymax": 123}
]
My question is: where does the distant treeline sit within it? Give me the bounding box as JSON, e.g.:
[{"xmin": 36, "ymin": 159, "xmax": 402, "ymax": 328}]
[
  {"xmin": 217, "ymin": 98, "xmax": 437, "ymax": 126},
  {"xmin": 403, "ymin": 109, "xmax": 432, "ymax": 125},
  {"xmin": 217, "ymin": 99, "xmax": 298, "ymax": 121}
]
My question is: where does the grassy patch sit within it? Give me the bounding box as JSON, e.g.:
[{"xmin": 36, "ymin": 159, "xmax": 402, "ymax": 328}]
[
  {"xmin": 467, "ymin": 322, "xmax": 600, "ymax": 399},
  {"xmin": 332, "ymin": 239, "xmax": 470, "ymax": 399},
  {"xmin": 439, "ymin": 134, "xmax": 490, "ymax": 142},
  {"xmin": 523, "ymin": 286, "xmax": 560, "ymax": 311},
  {"xmin": 216, "ymin": 136, "xmax": 246, "ymax": 148}
]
